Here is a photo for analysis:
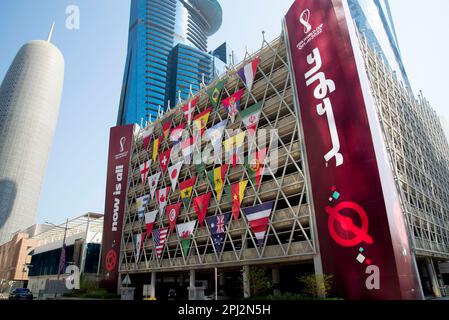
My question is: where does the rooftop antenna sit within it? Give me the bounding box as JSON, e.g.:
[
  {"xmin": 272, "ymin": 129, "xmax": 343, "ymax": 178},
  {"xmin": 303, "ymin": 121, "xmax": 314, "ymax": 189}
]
[
  {"xmin": 167, "ymin": 100, "xmax": 171, "ymax": 112},
  {"xmin": 178, "ymin": 90, "xmax": 182, "ymax": 104},
  {"xmin": 47, "ymin": 21, "xmax": 55, "ymax": 43}
]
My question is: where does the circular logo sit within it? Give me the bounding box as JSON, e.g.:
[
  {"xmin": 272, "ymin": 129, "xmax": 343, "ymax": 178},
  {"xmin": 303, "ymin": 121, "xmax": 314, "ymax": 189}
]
[
  {"xmin": 105, "ymin": 249, "xmax": 117, "ymax": 272},
  {"xmin": 169, "ymin": 208, "xmax": 176, "ymax": 221},
  {"xmin": 249, "ymin": 158, "xmax": 260, "ymax": 172},
  {"xmin": 171, "ymin": 169, "xmax": 178, "ymax": 179}
]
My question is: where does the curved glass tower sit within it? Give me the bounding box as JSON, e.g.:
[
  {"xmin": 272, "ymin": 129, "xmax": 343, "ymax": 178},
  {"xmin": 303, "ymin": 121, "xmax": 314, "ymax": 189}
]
[{"xmin": 117, "ymin": 0, "xmax": 223, "ymax": 125}]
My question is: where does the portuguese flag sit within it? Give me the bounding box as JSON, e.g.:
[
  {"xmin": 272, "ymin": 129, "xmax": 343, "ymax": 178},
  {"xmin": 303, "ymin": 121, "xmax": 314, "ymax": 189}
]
[
  {"xmin": 207, "ymin": 80, "xmax": 225, "ymax": 108},
  {"xmin": 179, "ymin": 176, "xmax": 197, "ymax": 207},
  {"xmin": 207, "ymin": 165, "xmax": 229, "ymax": 203},
  {"xmin": 246, "ymin": 147, "xmax": 267, "ymax": 188}
]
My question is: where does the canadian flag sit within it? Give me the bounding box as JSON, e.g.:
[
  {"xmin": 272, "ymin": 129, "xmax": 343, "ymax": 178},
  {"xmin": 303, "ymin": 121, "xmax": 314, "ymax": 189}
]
[
  {"xmin": 156, "ymin": 187, "xmax": 171, "ymax": 216},
  {"xmin": 168, "ymin": 161, "xmax": 183, "ymax": 190}
]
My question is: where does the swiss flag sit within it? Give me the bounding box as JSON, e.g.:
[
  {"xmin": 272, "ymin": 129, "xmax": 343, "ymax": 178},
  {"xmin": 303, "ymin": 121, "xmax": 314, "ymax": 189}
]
[{"xmin": 159, "ymin": 148, "xmax": 172, "ymax": 175}]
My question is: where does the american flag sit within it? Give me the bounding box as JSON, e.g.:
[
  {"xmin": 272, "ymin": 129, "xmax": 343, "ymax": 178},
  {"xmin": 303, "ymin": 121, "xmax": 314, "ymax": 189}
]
[{"xmin": 152, "ymin": 228, "xmax": 168, "ymax": 259}]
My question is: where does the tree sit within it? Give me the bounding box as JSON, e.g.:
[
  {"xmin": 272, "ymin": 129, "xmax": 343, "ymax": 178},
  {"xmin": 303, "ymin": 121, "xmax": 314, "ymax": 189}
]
[{"xmin": 297, "ymin": 274, "xmax": 334, "ymax": 298}]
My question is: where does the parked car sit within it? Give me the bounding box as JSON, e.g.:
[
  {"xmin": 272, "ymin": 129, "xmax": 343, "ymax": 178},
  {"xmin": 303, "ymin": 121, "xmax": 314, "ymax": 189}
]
[{"xmin": 8, "ymin": 288, "xmax": 33, "ymax": 301}]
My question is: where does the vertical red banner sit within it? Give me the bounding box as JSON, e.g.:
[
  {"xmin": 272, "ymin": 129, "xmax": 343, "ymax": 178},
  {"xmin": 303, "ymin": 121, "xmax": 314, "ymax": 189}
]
[
  {"xmin": 100, "ymin": 125, "xmax": 134, "ymax": 292},
  {"xmin": 284, "ymin": 0, "xmax": 421, "ymax": 299}
]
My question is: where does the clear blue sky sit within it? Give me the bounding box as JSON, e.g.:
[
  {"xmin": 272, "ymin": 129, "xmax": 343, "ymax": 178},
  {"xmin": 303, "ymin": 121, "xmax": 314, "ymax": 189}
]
[{"xmin": 0, "ymin": 0, "xmax": 447, "ymax": 225}]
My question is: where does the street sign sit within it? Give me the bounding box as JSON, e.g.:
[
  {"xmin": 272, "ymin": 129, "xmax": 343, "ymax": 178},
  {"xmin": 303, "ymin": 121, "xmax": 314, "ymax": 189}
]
[{"xmin": 122, "ymin": 274, "xmax": 131, "ymax": 286}]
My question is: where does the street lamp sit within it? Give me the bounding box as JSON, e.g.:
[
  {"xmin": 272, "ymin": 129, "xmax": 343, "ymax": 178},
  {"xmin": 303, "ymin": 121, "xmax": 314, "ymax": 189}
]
[{"xmin": 45, "ymin": 219, "xmax": 71, "ymax": 299}]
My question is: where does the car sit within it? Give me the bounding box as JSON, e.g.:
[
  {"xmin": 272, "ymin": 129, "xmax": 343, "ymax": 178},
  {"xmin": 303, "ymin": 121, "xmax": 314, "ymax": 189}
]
[{"xmin": 8, "ymin": 288, "xmax": 33, "ymax": 301}]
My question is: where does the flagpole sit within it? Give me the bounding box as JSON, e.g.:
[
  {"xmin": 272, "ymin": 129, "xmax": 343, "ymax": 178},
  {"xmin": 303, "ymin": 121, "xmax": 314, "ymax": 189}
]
[{"xmin": 215, "ymin": 267, "xmax": 218, "ymax": 301}]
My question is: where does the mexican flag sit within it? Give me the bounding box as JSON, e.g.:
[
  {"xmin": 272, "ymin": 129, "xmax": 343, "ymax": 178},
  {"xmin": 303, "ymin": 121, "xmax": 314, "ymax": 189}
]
[
  {"xmin": 176, "ymin": 220, "xmax": 197, "ymax": 257},
  {"xmin": 134, "ymin": 232, "xmax": 146, "ymax": 263},
  {"xmin": 207, "ymin": 165, "xmax": 229, "ymax": 203}
]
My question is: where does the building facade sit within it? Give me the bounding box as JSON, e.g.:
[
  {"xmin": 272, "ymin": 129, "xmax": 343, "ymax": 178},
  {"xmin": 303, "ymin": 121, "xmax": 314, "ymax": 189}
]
[
  {"xmin": 117, "ymin": 0, "xmax": 225, "ymax": 125},
  {"xmin": 0, "ymin": 39, "xmax": 65, "ymax": 245}
]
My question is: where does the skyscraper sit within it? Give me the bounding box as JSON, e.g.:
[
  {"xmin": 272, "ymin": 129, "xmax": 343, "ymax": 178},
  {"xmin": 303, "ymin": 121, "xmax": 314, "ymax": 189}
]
[
  {"xmin": 0, "ymin": 29, "xmax": 65, "ymax": 244},
  {"xmin": 117, "ymin": 0, "xmax": 224, "ymax": 126},
  {"xmin": 348, "ymin": 0, "xmax": 411, "ymax": 89}
]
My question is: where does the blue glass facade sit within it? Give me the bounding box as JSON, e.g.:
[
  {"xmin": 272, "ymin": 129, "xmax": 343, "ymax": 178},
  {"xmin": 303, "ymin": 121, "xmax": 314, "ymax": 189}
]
[
  {"xmin": 117, "ymin": 0, "xmax": 223, "ymax": 125},
  {"xmin": 348, "ymin": 0, "xmax": 411, "ymax": 89}
]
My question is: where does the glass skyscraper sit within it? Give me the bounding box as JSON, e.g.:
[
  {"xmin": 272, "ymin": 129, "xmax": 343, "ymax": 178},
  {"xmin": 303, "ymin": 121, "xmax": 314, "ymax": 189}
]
[
  {"xmin": 117, "ymin": 0, "xmax": 224, "ymax": 125},
  {"xmin": 348, "ymin": 0, "xmax": 411, "ymax": 89}
]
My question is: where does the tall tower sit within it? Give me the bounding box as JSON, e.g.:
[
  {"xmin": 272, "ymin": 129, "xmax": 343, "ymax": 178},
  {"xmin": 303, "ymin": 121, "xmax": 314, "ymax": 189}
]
[
  {"xmin": 0, "ymin": 28, "xmax": 65, "ymax": 244},
  {"xmin": 348, "ymin": 0, "xmax": 411, "ymax": 89},
  {"xmin": 117, "ymin": 0, "xmax": 223, "ymax": 126}
]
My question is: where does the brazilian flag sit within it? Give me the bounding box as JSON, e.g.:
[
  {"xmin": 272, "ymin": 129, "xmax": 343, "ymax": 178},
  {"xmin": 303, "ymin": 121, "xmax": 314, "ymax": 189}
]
[{"xmin": 207, "ymin": 80, "xmax": 225, "ymax": 108}]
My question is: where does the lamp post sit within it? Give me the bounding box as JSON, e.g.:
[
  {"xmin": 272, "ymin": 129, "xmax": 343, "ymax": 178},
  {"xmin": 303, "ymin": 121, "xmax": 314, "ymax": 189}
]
[{"xmin": 45, "ymin": 219, "xmax": 70, "ymax": 299}]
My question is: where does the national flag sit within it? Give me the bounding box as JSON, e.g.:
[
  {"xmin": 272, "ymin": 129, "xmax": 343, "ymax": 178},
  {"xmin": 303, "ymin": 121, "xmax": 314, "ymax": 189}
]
[
  {"xmin": 170, "ymin": 123, "xmax": 186, "ymax": 144},
  {"xmin": 159, "ymin": 148, "xmax": 172, "ymax": 175},
  {"xmin": 222, "ymin": 89, "xmax": 244, "ymax": 123},
  {"xmin": 193, "ymin": 192, "xmax": 211, "ymax": 227},
  {"xmin": 144, "ymin": 210, "xmax": 158, "ymax": 235},
  {"xmin": 206, "ymin": 119, "xmax": 228, "ymax": 162},
  {"xmin": 136, "ymin": 195, "xmax": 150, "ymax": 220},
  {"xmin": 162, "ymin": 116, "xmax": 173, "ymax": 140},
  {"xmin": 139, "ymin": 160, "xmax": 151, "ymax": 185},
  {"xmin": 237, "ymin": 56, "xmax": 260, "ymax": 91},
  {"xmin": 134, "ymin": 232, "xmax": 146, "ymax": 262},
  {"xmin": 223, "ymin": 131, "xmax": 246, "ymax": 167},
  {"xmin": 226, "ymin": 180, "xmax": 248, "ymax": 220},
  {"xmin": 148, "ymin": 172, "xmax": 161, "ymax": 200},
  {"xmin": 207, "ymin": 80, "xmax": 225, "ymax": 108},
  {"xmin": 152, "ymin": 227, "xmax": 169, "ymax": 259},
  {"xmin": 181, "ymin": 137, "xmax": 195, "ymax": 164},
  {"xmin": 179, "ymin": 176, "xmax": 197, "ymax": 207},
  {"xmin": 207, "ymin": 165, "xmax": 229, "ymax": 203},
  {"xmin": 142, "ymin": 124, "xmax": 154, "ymax": 150},
  {"xmin": 182, "ymin": 97, "xmax": 198, "ymax": 125},
  {"xmin": 176, "ymin": 220, "xmax": 197, "ymax": 256},
  {"xmin": 156, "ymin": 186, "xmax": 171, "ymax": 216},
  {"xmin": 193, "ymin": 108, "xmax": 211, "ymax": 137},
  {"xmin": 246, "ymin": 147, "xmax": 267, "ymax": 188},
  {"xmin": 243, "ymin": 201, "xmax": 274, "ymax": 247},
  {"xmin": 206, "ymin": 213, "xmax": 230, "ymax": 253},
  {"xmin": 168, "ymin": 161, "xmax": 183, "ymax": 190},
  {"xmin": 239, "ymin": 102, "xmax": 262, "ymax": 136},
  {"xmin": 166, "ymin": 202, "xmax": 182, "ymax": 234},
  {"xmin": 152, "ymin": 137, "xmax": 160, "ymax": 162}
]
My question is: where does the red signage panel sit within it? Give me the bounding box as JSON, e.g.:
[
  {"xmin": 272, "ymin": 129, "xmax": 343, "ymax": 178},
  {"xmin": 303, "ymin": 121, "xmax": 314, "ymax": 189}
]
[
  {"xmin": 284, "ymin": 0, "xmax": 421, "ymax": 299},
  {"xmin": 100, "ymin": 125, "xmax": 134, "ymax": 292}
]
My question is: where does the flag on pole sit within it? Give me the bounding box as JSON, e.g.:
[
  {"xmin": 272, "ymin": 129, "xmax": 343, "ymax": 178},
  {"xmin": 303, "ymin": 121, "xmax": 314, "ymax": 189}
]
[
  {"xmin": 226, "ymin": 180, "xmax": 248, "ymax": 220},
  {"xmin": 222, "ymin": 89, "xmax": 244, "ymax": 123},
  {"xmin": 156, "ymin": 186, "xmax": 171, "ymax": 216},
  {"xmin": 206, "ymin": 119, "xmax": 228, "ymax": 162},
  {"xmin": 170, "ymin": 123, "xmax": 186, "ymax": 144},
  {"xmin": 166, "ymin": 202, "xmax": 182, "ymax": 234},
  {"xmin": 162, "ymin": 116, "xmax": 173, "ymax": 140},
  {"xmin": 142, "ymin": 124, "xmax": 154, "ymax": 150},
  {"xmin": 134, "ymin": 232, "xmax": 146, "ymax": 262},
  {"xmin": 168, "ymin": 161, "xmax": 183, "ymax": 190},
  {"xmin": 239, "ymin": 102, "xmax": 262, "ymax": 136},
  {"xmin": 223, "ymin": 131, "xmax": 246, "ymax": 167},
  {"xmin": 176, "ymin": 220, "xmax": 197, "ymax": 256},
  {"xmin": 136, "ymin": 195, "xmax": 150, "ymax": 220},
  {"xmin": 152, "ymin": 137, "xmax": 160, "ymax": 162},
  {"xmin": 243, "ymin": 201, "xmax": 274, "ymax": 248},
  {"xmin": 159, "ymin": 148, "xmax": 172, "ymax": 175},
  {"xmin": 139, "ymin": 160, "xmax": 151, "ymax": 185},
  {"xmin": 179, "ymin": 176, "xmax": 197, "ymax": 207},
  {"xmin": 144, "ymin": 210, "xmax": 158, "ymax": 235},
  {"xmin": 182, "ymin": 97, "xmax": 198, "ymax": 125},
  {"xmin": 193, "ymin": 108, "xmax": 211, "ymax": 137},
  {"xmin": 193, "ymin": 192, "xmax": 211, "ymax": 227},
  {"xmin": 237, "ymin": 56, "xmax": 260, "ymax": 91},
  {"xmin": 246, "ymin": 147, "xmax": 267, "ymax": 188},
  {"xmin": 207, "ymin": 80, "xmax": 225, "ymax": 108},
  {"xmin": 152, "ymin": 228, "xmax": 169, "ymax": 259},
  {"xmin": 206, "ymin": 213, "xmax": 230, "ymax": 253},
  {"xmin": 148, "ymin": 172, "xmax": 161, "ymax": 200},
  {"xmin": 207, "ymin": 165, "xmax": 229, "ymax": 203}
]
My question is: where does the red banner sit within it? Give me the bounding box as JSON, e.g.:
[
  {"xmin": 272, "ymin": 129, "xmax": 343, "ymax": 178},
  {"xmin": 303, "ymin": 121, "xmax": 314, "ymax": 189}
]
[
  {"xmin": 100, "ymin": 125, "xmax": 134, "ymax": 292},
  {"xmin": 284, "ymin": 0, "xmax": 421, "ymax": 299}
]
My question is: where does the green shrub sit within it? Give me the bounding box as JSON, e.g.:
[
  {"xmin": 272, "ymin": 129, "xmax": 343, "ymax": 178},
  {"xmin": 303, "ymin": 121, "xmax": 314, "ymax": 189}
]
[{"xmin": 297, "ymin": 273, "xmax": 334, "ymax": 298}]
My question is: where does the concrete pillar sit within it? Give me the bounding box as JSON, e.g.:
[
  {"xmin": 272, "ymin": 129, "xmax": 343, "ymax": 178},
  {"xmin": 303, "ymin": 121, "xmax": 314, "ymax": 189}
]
[
  {"xmin": 272, "ymin": 268, "xmax": 281, "ymax": 296},
  {"xmin": 150, "ymin": 272, "xmax": 156, "ymax": 298},
  {"xmin": 178, "ymin": 274, "xmax": 184, "ymax": 286},
  {"xmin": 242, "ymin": 265, "xmax": 251, "ymax": 298},
  {"xmin": 313, "ymin": 254, "xmax": 326, "ymax": 298},
  {"xmin": 218, "ymin": 272, "xmax": 226, "ymax": 294},
  {"xmin": 188, "ymin": 269, "xmax": 196, "ymax": 300},
  {"xmin": 426, "ymin": 257, "xmax": 442, "ymax": 298}
]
